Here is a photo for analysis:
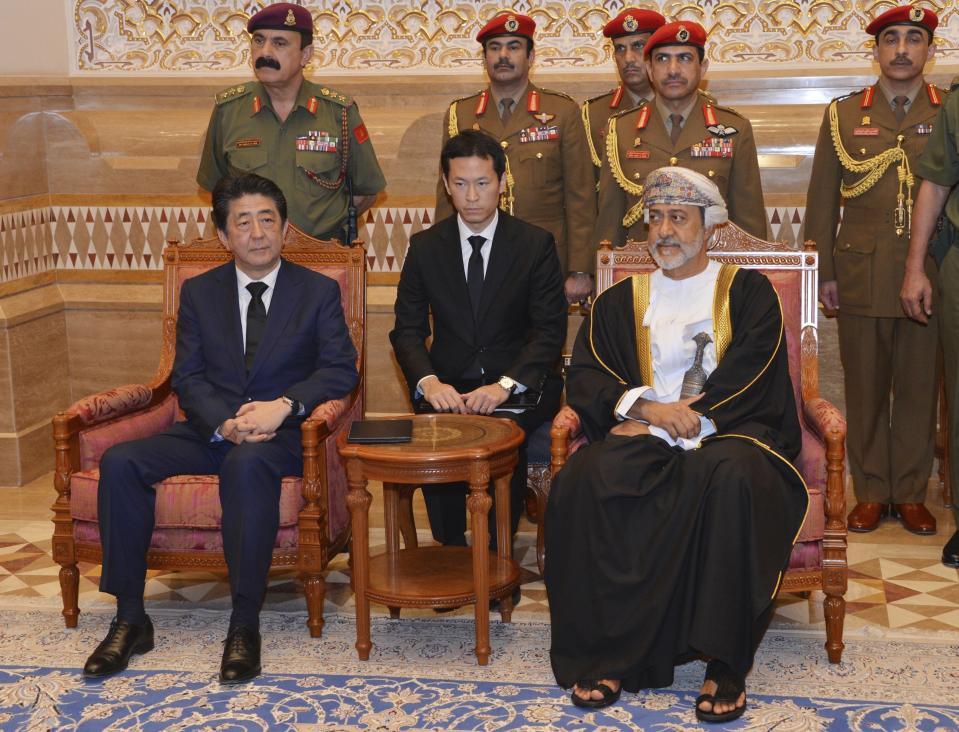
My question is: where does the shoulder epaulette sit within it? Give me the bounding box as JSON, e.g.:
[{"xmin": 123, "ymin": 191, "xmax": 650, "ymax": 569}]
[
  {"xmin": 538, "ymin": 88, "xmax": 577, "ymax": 103},
  {"xmin": 609, "ymin": 99, "xmax": 648, "ymax": 121},
  {"xmin": 316, "ymin": 86, "xmax": 352, "ymax": 107},
  {"xmin": 950, "ymin": 76, "xmax": 959, "ymax": 91},
  {"xmin": 830, "ymin": 89, "xmax": 863, "ymax": 104},
  {"xmin": 709, "ymin": 101, "xmax": 746, "ymax": 118},
  {"xmin": 585, "ymin": 88, "xmax": 618, "ymax": 105},
  {"xmin": 697, "ymin": 89, "xmax": 717, "ymax": 104},
  {"xmin": 214, "ymin": 83, "xmax": 253, "ymax": 106},
  {"xmin": 450, "ymin": 90, "xmax": 486, "ymax": 107}
]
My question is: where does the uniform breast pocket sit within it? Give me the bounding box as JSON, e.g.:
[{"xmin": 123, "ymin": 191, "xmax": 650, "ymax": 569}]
[
  {"xmin": 685, "ymin": 158, "xmax": 731, "ymax": 190},
  {"xmin": 226, "ymin": 147, "xmax": 268, "ymax": 174},
  {"xmin": 518, "ymin": 146, "xmax": 561, "ymax": 186},
  {"xmin": 833, "ymin": 236, "xmax": 876, "ymax": 307},
  {"xmin": 295, "ymin": 150, "xmax": 340, "ymax": 193}
]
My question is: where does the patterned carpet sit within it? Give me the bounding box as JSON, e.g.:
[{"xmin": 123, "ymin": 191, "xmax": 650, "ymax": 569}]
[{"xmin": 2, "ymin": 518, "xmax": 959, "ymax": 729}]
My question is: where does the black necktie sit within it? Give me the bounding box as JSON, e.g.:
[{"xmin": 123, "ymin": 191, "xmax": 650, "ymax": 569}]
[
  {"xmin": 245, "ymin": 281, "xmax": 268, "ymax": 371},
  {"xmin": 467, "ymin": 235, "xmax": 486, "ymax": 318}
]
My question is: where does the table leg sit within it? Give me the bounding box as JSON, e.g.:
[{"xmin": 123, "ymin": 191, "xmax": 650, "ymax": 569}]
[
  {"xmin": 468, "ymin": 465, "xmax": 493, "ymax": 665},
  {"xmin": 345, "ymin": 460, "xmax": 373, "ymax": 661},
  {"xmin": 494, "ymin": 474, "xmax": 514, "ymax": 623},
  {"xmin": 383, "ymin": 482, "xmax": 400, "ymax": 555}
]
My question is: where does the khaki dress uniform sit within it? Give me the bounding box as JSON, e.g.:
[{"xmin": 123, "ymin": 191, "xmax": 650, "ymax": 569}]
[
  {"xmin": 582, "ymin": 86, "xmax": 651, "ymax": 181},
  {"xmin": 594, "ymin": 92, "xmax": 766, "ymax": 247},
  {"xmin": 435, "ymin": 84, "xmax": 597, "ymax": 274},
  {"xmin": 916, "ymin": 79, "xmax": 959, "ymax": 525},
  {"xmin": 197, "ymin": 80, "xmax": 386, "ymax": 241},
  {"xmin": 805, "ymin": 83, "xmax": 946, "ymax": 505}
]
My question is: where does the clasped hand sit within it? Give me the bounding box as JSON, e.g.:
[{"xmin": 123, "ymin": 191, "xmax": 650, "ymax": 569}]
[
  {"xmin": 421, "ymin": 377, "xmax": 509, "ymax": 415},
  {"xmin": 219, "ymin": 398, "xmax": 292, "ymax": 444},
  {"xmin": 624, "ymin": 394, "xmax": 704, "ymax": 440}
]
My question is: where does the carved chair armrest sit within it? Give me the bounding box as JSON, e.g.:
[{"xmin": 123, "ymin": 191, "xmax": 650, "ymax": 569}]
[
  {"xmin": 802, "ymin": 396, "xmax": 847, "ymax": 532},
  {"xmin": 67, "ymin": 384, "xmax": 156, "ymax": 428},
  {"xmin": 802, "ymin": 396, "xmax": 846, "ymax": 444},
  {"xmin": 550, "ymin": 405, "xmax": 583, "ymax": 477}
]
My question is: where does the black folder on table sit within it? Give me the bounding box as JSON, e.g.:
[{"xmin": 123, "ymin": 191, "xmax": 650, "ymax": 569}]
[{"xmin": 347, "ymin": 419, "xmax": 413, "ymax": 444}]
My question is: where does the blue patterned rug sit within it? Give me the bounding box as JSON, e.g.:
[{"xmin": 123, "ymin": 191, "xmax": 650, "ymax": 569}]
[{"xmin": 2, "ymin": 605, "xmax": 958, "ymax": 730}]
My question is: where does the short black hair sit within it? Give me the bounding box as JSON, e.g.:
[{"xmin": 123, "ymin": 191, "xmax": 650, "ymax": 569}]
[
  {"xmin": 482, "ymin": 36, "xmax": 534, "ymax": 57},
  {"xmin": 298, "ymin": 31, "xmax": 313, "ymax": 49},
  {"xmin": 440, "ymin": 129, "xmax": 507, "ymax": 179},
  {"xmin": 211, "ymin": 173, "xmax": 288, "ymax": 232}
]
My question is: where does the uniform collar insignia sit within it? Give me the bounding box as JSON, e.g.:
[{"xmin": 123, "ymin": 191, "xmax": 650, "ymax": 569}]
[{"xmin": 706, "ymin": 124, "xmax": 737, "ymax": 136}]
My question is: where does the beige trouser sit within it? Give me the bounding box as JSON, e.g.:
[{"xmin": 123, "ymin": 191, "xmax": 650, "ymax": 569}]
[
  {"xmin": 837, "ymin": 310, "xmax": 938, "ymax": 504},
  {"xmin": 938, "ymin": 246, "xmax": 959, "ymax": 523}
]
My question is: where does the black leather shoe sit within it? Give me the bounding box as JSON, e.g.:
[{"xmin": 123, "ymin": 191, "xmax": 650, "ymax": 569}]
[
  {"xmin": 220, "ymin": 626, "xmax": 262, "ymax": 684},
  {"xmin": 83, "ymin": 616, "xmax": 154, "ymax": 679},
  {"xmin": 943, "ymin": 530, "xmax": 959, "ymax": 568}
]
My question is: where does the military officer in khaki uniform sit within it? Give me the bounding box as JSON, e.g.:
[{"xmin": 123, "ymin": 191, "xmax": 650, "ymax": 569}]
[
  {"xmin": 806, "ymin": 5, "xmax": 944, "ymax": 535},
  {"xmin": 435, "ymin": 12, "xmax": 596, "ymax": 302},
  {"xmin": 197, "ymin": 2, "xmax": 386, "ymax": 242},
  {"xmin": 901, "ymin": 79, "xmax": 959, "ymax": 567},
  {"xmin": 583, "ymin": 9, "xmax": 665, "ymax": 178},
  {"xmin": 594, "ymin": 22, "xmax": 766, "ymax": 247}
]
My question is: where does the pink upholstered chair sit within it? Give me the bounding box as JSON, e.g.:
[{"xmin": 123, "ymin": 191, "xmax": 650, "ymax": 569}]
[
  {"xmin": 51, "ymin": 225, "xmax": 365, "ymax": 638},
  {"xmin": 541, "ymin": 223, "xmax": 848, "ymax": 663}
]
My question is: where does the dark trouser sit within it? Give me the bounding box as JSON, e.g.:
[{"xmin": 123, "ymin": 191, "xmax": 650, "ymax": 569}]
[
  {"xmin": 422, "ymin": 375, "xmax": 562, "ymax": 548},
  {"xmin": 837, "ymin": 311, "xmax": 938, "ymax": 504},
  {"xmin": 97, "ymin": 422, "xmax": 303, "ymax": 624},
  {"xmin": 939, "ymin": 246, "xmax": 959, "ymax": 526}
]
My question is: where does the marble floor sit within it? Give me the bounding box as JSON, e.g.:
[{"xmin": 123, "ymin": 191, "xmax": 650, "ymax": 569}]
[{"xmin": 1, "ymin": 471, "xmax": 957, "ymax": 640}]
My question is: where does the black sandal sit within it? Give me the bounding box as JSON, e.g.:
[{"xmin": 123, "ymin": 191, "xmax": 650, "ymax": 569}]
[
  {"xmin": 571, "ymin": 679, "xmax": 622, "ymax": 709},
  {"xmin": 695, "ymin": 659, "xmax": 747, "ymax": 723}
]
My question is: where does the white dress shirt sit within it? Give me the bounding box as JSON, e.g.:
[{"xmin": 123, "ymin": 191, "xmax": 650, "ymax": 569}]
[{"xmin": 616, "ymin": 260, "xmax": 721, "ymax": 450}]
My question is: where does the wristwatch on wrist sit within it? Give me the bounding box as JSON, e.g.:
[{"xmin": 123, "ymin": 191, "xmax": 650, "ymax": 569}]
[
  {"xmin": 497, "ymin": 376, "xmax": 517, "ymax": 394},
  {"xmin": 280, "ymin": 396, "xmax": 303, "ymax": 416}
]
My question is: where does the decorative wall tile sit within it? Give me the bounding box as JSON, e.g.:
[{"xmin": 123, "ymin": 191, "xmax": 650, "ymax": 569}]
[
  {"xmin": 1, "ymin": 203, "xmax": 814, "ymax": 283},
  {"xmin": 72, "ymin": 1, "xmax": 959, "ymax": 75}
]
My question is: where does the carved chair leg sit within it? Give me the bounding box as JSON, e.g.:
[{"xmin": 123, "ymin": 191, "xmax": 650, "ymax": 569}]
[
  {"xmin": 303, "ymin": 572, "xmax": 326, "ymax": 638},
  {"xmin": 397, "ymin": 485, "xmax": 418, "ymax": 549},
  {"xmin": 59, "ymin": 564, "xmax": 80, "ymax": 629},
  {"xmin": 525, "ymin": 465, "xmax": 551, "ymax": 576},
  {"xmin": 823, "ymin": 591, "xmax": 845, "ymax": 664}
]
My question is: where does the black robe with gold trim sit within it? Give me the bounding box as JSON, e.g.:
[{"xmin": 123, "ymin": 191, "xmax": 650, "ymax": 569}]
[{"xmin": 545, "ymin": 265, "xmax": 808, "ymax": 690}]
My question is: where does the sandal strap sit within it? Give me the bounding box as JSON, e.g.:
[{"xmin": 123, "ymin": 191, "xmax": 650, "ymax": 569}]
[{"xmin": 703, "ymin": 659, "xmax": 745, "ymax": 703}]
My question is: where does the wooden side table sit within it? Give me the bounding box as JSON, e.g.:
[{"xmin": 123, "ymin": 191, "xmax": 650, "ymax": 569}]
[{"xmin": 337, "ymin": 414, "xmax": 525, "ymax": 665}]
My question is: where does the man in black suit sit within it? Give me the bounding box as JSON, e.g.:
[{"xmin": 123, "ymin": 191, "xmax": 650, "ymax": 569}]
[
  {"xmin": 82, "ymin": 173, "xmax": 358, "ymax": 683},
  {"xmin": 391, "ymin": 129, "xmax": 567, "ymax": 548}
]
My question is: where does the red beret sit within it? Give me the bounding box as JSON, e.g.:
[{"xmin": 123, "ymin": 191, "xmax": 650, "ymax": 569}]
[
  {"xmin": 603, "ymin": 9, "xmax": 666, "ymax": 39},
  {"xmin": 476, "ymin": 12, "xmax": 536, "ymax": 43},
  {"xmin": 644, "ymin": 21, "xmax": 708, "ymax": 57},
  {"xmin": 865, "ymin": 5, "xmax": 938, "ymax": 37},
  {"xmin": 247, "ymin": 3, "xmax": 313, "ymax": 35}
]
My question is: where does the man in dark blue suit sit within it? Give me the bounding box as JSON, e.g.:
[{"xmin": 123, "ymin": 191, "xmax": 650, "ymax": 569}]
[
  {"xmin": 390, "ymin": 130, "xmax": 567, "ymax": 551},
  {"xmin": 82, "ymin": 173, "xmax": 358, "ymax": 683}
]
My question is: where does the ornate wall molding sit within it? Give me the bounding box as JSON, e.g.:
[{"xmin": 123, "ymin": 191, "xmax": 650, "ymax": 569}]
[{"xmin": 73, "ymin": 1, "xmax": 959, "ymax": 74}]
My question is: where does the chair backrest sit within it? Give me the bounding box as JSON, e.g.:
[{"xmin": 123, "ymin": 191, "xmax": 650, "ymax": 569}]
[
  {"xmin": 595, "ymin": 222, "xmax": 820, "ymax": 422},
  {"xmin": 160, "ymin": 224, "xmax": 367, "ymax": 382}
]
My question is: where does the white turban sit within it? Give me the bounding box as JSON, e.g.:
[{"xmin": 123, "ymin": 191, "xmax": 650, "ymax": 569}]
[{"xmin": 643, "ymin": 166, "xmax": 729, "ymax": 229}]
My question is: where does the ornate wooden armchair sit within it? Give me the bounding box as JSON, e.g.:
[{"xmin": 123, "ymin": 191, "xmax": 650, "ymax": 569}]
[
  {"xmin": 51, "ymin": 225, "xmax": 365, "ymax": 638},
  {"xmin": 536, "ymin": 223, "xmax": 848, "ymax": 663}
]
